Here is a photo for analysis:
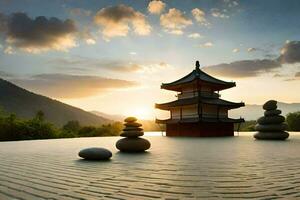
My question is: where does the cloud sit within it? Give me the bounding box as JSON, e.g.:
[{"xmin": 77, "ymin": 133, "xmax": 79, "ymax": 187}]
[
  {"xmin": 211, "ymin": 8, "xmax": 229, "ymax": 18},
  {"xmin": 278, "ymin": 41, "xmax": 300, "ymax": 64},
  {"xmin": 69, "ymin": 8, "xmax": 92, "ymax": 17},
  {"xmin": 48, "ymin": 56, "xmax": 171, "ymax": 74},
  {"xmin": 247, "ymin": 47, "xmax": 257, "ymax": 52},
  {"xmin": 188, "ymin": 33, "xmax": 202, "ymax": 39},
  {"xmin": 232, "ymin": 48, "xmax": 239, "ymax": 53},
  {"xmin": 0, "ymin": 12, "xmax": 77, "ymax": 53},
  {"xmin": 4, "ymin": 46, "xmax": 14, "ymax": 54},
  {"xmin": 203, "ymin": 59, "xmax": 281, "ymax": 78},
  {"xmin": 160, "ymin": 8, "xmax": 192, "ymax": 35},
  {"xmin": 191, "ymin": 8, "xmax": 208, "ymax": 26},
  {"xmin": 94, "ymin": 5, "xmax": 151, "ymax": 40},
  {"xmin": 11, "ymin": 73, "xmax": 138, "ymax": 99},
  {"xmin": 224, "ymin": 0, "xmax": 239, "ymax": 8},
  {"xmin": 148, "ymin": 0, "xmax": 166, "ymax": 15},
  {"xmin": 201, "ymin": 42, "xmax": 213, "ymax": 47},
  {"xmin": 0, "ymin": 70, "xmax": 14, "ymax": 78}
]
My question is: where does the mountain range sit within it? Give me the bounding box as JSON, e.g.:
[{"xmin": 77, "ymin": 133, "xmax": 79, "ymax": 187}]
[
  {"xmin": 0, "ymin": 78, "xmax": 111, "ymax": 127},
  {"xmin": 230, "ymin": 102, "xmax": 300, "ymax": 120},
  {"xmin": 1, "ymin": 78, "xmax": 299, "ymax": 128}
]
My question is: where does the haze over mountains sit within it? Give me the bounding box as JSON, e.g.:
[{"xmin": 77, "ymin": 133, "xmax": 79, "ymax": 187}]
[
  {"xmin": 230, "ymin": 102, "xmax": 300, "ymax": 120},
  {"xmin": 0, "ymin": 78, "xmax": 299, "ymax": 128},
  {"xmin": 0, "ymin": 78, "xmax": 111, "ymax": 127}
]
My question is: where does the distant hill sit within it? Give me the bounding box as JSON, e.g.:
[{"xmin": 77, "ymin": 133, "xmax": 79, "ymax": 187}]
[
  {"xmin": 91, "ymin": 111, "xmax": 125, "ymax": 121},
  {"xmin": 230, "ymin": 102, "xmax": 300, "ymax": 120},
  {"xmin": 91, "ymin": 111, "xmax": 163, "ymax": 131},
  {"xmin": 0, "ymin": 78, "xmax": 111, "ymax": 127}
]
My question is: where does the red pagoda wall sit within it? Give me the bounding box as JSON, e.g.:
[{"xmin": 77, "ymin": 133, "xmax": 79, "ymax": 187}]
[{"xmin": 166, "ymin": 122, "xmax": 234, "ymax": 137}]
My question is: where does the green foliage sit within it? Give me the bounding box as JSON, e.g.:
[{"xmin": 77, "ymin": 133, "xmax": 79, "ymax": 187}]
[
  {"xmin": 234, "ymin": 120, "xmax": 256, "ymax": 131},
  {"xmin": 63, "ymin": 120, "xmax": 80, "ymax": 133},
  {"xmin": 0, "ymin": 111, "xmax": 57, "ymax": 141},
  {"xmin": 286, "ymin": 111, "xmax": 300, "ymax": 131},
  {"xmin": 0, "ymin": 110, "xmax": 122, "ymax": 141}
]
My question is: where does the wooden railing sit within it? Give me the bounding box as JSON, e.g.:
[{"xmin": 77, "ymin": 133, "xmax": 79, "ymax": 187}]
[{"xmin": 177, "ymin": 91, "xmax": 220, "ymax": 99}]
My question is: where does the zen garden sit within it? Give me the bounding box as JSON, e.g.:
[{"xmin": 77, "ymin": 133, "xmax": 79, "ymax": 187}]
[{"xmin": 1, "ymin": 0, "xmax": 300, "ymax": 199}]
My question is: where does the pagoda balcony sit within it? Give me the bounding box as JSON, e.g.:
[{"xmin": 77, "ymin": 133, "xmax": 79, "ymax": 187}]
[
  {"xmin": 156, "ymin": 116, "xmax": 244, "ymax": 124},
  {"xmin": 177, "ymin": 91, "xmax": 220, "ymax": 99}
]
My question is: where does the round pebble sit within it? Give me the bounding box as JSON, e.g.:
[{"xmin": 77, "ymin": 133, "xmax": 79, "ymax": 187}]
[
  {"xmin": 263, "ymin": 100, "xmax": 277, "ymax": 110},
  {"xmin": 78, "ymin": 147, "xmax": 112, "ymax": 160},
  {"xmin": 116, "ymin": 138, "xmax": 151, "ymax": 152},
  {"xmin": 125, "ymin": 122, "xmax": 142, "ymax": 127},
  {"xmin": 124, "ymin": 117, "xmax": 137, "ymax": 123},
  {"xmin": 254, "ymin": 131, "xmax": 289, "ymax": 140},
  {"xmin": 257, "ymin": 115, "xmax": 285, "ymax": 125},
  {"xmin": 120, "ymin": 131, "xmax": 144, "ymax": 137},
  {"xmin": 264, "ymin": 109, "xmax": 282, "ymax": 116},
  {"xmin": 255, "ymin": 123, "xmax": 288, "ymax": 132},
  {"xmin": 123, "ymin": 127, "xmax": 143, "ymax": 131}
]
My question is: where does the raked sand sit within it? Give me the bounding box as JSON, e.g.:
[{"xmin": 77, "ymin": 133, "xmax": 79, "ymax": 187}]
[{"xmin": 0, "ymin": 132, "xmax": 299, "ymax": 199}]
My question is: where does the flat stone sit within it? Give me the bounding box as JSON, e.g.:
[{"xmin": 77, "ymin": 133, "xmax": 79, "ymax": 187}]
[
  {"xmin": 120, "ymin": 131, "xmax": 144, "ymax": 137},
  {"xmin": 124, "ymin": 117, "xmax": 137, "ymax": 123},
  {"xmin": 254, "ymin": 131, "xmax": 289, "ymax": 140},
  {"xmin": 255, "ymin": 123, "xmax": 288, "ymax": 132},
  {"xmin": 116, "ymin": 138, "xmax": 151, "ymax": 152},
  {"xmin": 123, "ymin": 127, "xmax": 143, "ymax": 132},
  {"xmin": 263, "ymin": 100, "xmax": 277, "ymax": 111},
  {"xmin": 264, "ymin": 109, "xmax": 282, "ymax": 116},
  {"xmin": 125, "ymin": 122, "xmax": 142, "ymax": 127},
  {"xmin": 257, "ymin": 115, "xmax": 285, "ymax": 125},
  {"xmin": 78, "ymin": 147, "xmax": 112, "ymax": 160}
]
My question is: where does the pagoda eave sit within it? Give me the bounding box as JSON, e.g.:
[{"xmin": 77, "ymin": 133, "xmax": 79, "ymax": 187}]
[
  {"xmin": 156, "ymin": 117, "xmax": 245, "ymax": 124},
  {"xmin": 155, "ymin": 97, "xmax": 245, "ymax": 110},
  {"xmin": 155, "ymin": 117, "xmax": 245, "ymax": 124},
  {"xmin": 161, "ymin": 81, "xmax": 236, "ymax": 92}
]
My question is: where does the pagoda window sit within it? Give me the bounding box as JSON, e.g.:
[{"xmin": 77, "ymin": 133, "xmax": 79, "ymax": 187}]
[
  {"xmin": 202, "ymin": 104, "xmax": 218, "ymax": 118},
  {"xmin": 182, "ymin": 105, "xmax": 198, "ymax": 119},
  {"xmin": 170, "ymin": 107, "xmax": 181, "ymax": 119},
  {"xmin": 219, "ymin": 107, "xmax": 228, "ymax": 118}
]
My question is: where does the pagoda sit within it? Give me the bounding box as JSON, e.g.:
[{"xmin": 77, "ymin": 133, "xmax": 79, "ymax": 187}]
[{"xmin": 155, "ymin": 61, "xmax": 245, "ymax": 137}]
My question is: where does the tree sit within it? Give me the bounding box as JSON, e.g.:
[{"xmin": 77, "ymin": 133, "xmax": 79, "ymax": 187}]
[
  {"xmin": 63, "ymin": 120, "xmax": 80, "ymax": 133},
  {"xmin": 286, "ymin": 112, "xmax": 300, "ymax": 131},
  {"xmin": 35, "ymin": 110, "xmax": 45, "ymax": 121}
]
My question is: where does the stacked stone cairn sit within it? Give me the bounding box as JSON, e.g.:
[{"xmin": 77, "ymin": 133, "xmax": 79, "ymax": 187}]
[
  {"xmin": 254, "ymin": 100, "xmax": 289, "ymax": 140},
  {"xmin": 116, "ymin": 117, "xmax": 151, "ymax": 152}
]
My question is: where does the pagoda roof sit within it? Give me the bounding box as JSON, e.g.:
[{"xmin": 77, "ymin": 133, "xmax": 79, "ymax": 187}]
[
  {"xmin": 161, "ymin": 62, "xmax": 235, "ymax": 91},
  {"xmin": 156, "ymin": 117, "xmax": 245, "ymax": 124},
  {"xmin": 155, "ymin": 96, "xmax": 245, "ymax": 110}
]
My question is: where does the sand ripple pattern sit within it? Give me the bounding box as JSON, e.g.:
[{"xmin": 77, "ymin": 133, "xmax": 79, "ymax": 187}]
[{"xmin": 0, "ymin": 134, "xmax": 300, "ymax": 199}]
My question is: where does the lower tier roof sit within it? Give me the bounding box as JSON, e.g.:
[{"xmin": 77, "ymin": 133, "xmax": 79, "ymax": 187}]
[
  {"xmin": 156, "ymin": 117, "xmax": 245, "ymax": 124},
  {"xmin": 155, "ymin": 96, "xmax": 245, "ymax": 110}
]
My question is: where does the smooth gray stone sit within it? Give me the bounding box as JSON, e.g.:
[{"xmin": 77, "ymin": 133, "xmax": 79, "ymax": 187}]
[
  {"xmin": 254, "ymin": 131, "xmax": 289, "ymax": 140},
  {"xmin": 263, "ymin": 100, "xmax": 277, "ymax": 110},
  {"xmin": 264, "ymin": 109, "xmax": 281, "ymax": 116},
  {"xmin": 123, "ymin": 127, "xmax": 143, "ymax": 132},
  {"xmin": 120, "ymin": 131, "xmax": 144, "ymax": 137},
  {"xmin": 124, "ymin": 117, "xmax": 137, "ymax": 123},
  {"xmin": 78, "ymin": 147, "xmax": 112, "ymax": 160},
  {"xmin": 257, "ymin": 115, "xmax": 285, "ymax": 125},
  {"xmin": 255, "ymin": 123, "xmax": 288, "ymax": 132},
  {"xmin": 124, "ymin": 122, "xmax": 142, "ymax": 127},
  {"xmin": 116, "ymin": 138, "xmax": 151, "ymax": 152}
]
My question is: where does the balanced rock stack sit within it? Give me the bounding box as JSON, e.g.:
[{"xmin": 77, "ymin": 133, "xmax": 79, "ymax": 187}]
[
  {"xmin": 254, "ymin": 100, "xmax": 289, "ymax": 140},
  {"xmin": 116, "ymin": 117, "xmax": 151, "ymax": 152}
]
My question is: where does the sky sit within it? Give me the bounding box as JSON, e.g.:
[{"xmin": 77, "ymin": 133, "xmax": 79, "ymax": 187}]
[{"xmin": 0, "ymin": 0, "xmax": 300, "ymax": 120}]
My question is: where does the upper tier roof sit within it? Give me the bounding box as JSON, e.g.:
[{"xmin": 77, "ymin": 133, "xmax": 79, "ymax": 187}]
[
  {"xmin": 161, "ymin": 61, "xmax": 236, "ymax": 91},
  {"xmin": 155, "ymin": 96, "xmax": 245, "ymax": 110}
]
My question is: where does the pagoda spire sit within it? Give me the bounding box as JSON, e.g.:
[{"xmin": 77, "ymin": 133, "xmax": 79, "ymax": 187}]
[{"xmin": 195, "ymin": 60, "xmax": 200, "ymax": 70}]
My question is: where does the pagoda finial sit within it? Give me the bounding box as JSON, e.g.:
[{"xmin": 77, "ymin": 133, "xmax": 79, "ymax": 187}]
[{"xmin": 195, "ymin": 60, "xmax": 200, "ymax": 70}]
